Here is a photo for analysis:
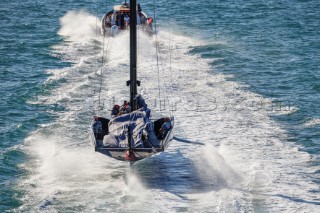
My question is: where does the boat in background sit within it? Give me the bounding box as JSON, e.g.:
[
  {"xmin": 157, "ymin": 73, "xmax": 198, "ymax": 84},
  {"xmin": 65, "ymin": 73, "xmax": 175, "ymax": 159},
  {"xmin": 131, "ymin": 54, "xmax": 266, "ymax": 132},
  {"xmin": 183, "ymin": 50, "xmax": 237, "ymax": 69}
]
[
  {"xmin": 91, "ymin": 0, "xmax": 174, "ymax": 162},
  {"xmin": 101, "ymin": 1, "xmax": 153, "ymax": 36}
]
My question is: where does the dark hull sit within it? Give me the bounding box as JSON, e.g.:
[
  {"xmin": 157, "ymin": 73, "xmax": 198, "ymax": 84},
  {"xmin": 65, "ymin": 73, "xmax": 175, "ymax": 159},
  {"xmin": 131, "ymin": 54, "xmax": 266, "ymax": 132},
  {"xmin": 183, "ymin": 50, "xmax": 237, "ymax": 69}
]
[{"xmin": 95, "ymin": 147, "xmax": 163, "ymax": 161}]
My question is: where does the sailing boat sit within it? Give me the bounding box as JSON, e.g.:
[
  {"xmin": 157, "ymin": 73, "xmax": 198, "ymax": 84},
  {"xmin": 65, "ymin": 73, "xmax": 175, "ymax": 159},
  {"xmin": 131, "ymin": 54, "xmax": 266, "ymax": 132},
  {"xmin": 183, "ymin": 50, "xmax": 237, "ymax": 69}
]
[
  {"xmin": 91, "ymin": 0, "xmax": 174, "ymax": 161},
  {"xmin": 101, "ymin": 0, "xmax": 153, "ymax": 36}
]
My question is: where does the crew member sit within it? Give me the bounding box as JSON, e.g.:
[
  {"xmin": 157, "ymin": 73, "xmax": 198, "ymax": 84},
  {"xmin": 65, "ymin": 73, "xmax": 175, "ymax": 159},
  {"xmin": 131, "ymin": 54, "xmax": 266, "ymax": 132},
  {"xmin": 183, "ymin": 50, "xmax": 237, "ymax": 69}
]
[
  {"xmin": 111, "ymin": 104, "xmax": 120, "ymax": 117},
  {"xmin": 157, "ymin": 117, "xmax": 172, "ymax": 139},
  {"xmin": 119, "ymin": 100, "xmax": 131, "ymax": 114}
]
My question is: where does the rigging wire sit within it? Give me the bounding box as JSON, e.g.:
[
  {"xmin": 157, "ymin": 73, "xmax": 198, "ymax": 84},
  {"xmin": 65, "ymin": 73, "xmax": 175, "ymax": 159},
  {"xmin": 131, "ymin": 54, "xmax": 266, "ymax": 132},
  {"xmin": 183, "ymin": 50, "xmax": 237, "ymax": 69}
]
[
  {"xmin": 92, "ymin": 0, "xmax": 113, "ymax": 116},
  {"xmin": 152, "ymin": 0, "xmax": 174, "ymax": 113},
  {"xmin": 94, "ymin": 28, "xmax": 110, "ymax": 116},
  {"xmin": 97, "ymin": 35, "xmax": 105, "ymax": 113},
  {"xmin": 165, "ymin": 0, "xmax": 174, "ymax": 114},
  {"xmin": 166, "ymin": 0, "xmax": 173, "ymax": 80},
  {"xmin": 152, "ymin": 0, "xmax": 162, "ymax": 103}
]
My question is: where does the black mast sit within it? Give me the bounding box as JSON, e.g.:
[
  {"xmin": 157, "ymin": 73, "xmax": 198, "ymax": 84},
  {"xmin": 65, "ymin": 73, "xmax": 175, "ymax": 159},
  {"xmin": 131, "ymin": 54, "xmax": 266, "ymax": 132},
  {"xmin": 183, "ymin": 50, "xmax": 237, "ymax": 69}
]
[
  {"xmin": 126, "ymin": 0, "xmax": 138, "ymax": 153},
  {"xmin": 128, "ymin": 0, "xmax": 139, "ymax": 111}
]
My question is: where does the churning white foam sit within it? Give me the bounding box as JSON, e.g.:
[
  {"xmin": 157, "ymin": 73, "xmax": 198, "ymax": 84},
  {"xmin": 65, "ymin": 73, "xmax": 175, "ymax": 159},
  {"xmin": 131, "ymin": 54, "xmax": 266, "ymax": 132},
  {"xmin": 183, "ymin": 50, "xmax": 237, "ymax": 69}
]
[
  {"xmin": 58, "ymin": 10, "xmax": 99, "ymax": 41},
  {"xmin": 304, "ymin": 118, "xmax": 320, "ymax": 127},
  {"xmin": 17, "ymin": 10, "xmax": 320, "ymax": 212}
]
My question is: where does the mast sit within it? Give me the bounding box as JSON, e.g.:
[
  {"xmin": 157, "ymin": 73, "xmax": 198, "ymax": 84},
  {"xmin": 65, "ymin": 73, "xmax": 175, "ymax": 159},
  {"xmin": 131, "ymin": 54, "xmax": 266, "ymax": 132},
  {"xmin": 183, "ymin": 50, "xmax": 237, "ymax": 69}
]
[
  {"xmin": 126, "ymin": 0, "xmax": 138, "ymax": 153},
  {"xmin": 128, "ymin": 0, "xmax": 139, "ymax": 111}
]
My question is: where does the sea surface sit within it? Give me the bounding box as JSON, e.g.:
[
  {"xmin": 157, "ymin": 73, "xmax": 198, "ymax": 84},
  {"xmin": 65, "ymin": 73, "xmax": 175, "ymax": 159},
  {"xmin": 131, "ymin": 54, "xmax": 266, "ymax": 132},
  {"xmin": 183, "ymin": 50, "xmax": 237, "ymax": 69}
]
[{"xmin": 1, "ymin": 0, "xmax": 320, "ymax": 212}]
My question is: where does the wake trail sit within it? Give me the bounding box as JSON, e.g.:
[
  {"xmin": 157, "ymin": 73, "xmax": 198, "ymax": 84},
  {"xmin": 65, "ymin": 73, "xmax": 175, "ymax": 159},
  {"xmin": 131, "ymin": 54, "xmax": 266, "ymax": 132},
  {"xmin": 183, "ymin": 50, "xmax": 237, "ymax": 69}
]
[{"xmin": 15, "ymin": 10, "xmax": 320, "ymax": 212}]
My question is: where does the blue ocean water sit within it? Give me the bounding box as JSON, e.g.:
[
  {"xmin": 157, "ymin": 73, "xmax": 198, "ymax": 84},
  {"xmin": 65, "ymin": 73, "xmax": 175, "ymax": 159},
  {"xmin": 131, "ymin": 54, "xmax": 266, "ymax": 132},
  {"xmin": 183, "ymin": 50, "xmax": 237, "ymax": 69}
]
[{"xmin": 0, "ymin": 0, "xmax": 319, "ymax": 211}]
